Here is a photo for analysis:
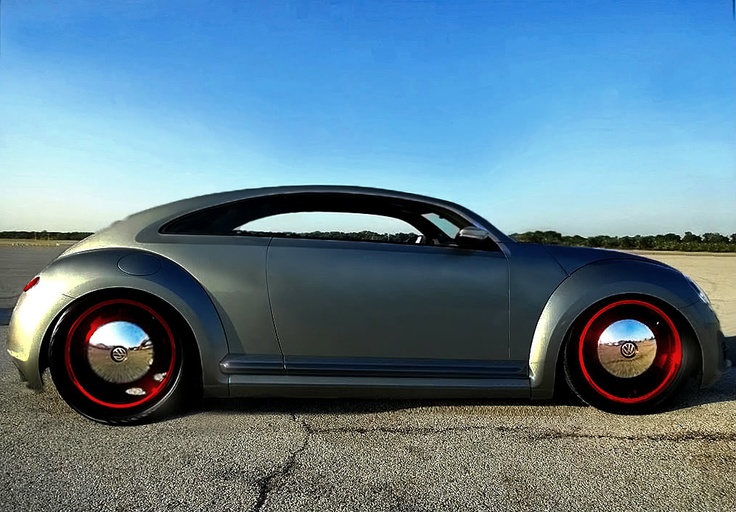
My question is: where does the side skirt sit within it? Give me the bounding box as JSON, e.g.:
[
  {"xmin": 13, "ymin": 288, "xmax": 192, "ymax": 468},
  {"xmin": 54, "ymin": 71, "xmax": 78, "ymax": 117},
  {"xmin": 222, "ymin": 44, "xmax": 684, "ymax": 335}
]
[{"xmin": 220, "ymin": 355, "xmax": 531, "ymax": 399}]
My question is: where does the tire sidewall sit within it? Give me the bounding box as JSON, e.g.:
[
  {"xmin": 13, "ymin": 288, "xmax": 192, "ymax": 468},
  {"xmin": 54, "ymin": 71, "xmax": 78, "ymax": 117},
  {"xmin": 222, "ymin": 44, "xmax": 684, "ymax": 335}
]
[{"xmin": 49, "ymin": 296, "xmax": 186, "ymax": 425}]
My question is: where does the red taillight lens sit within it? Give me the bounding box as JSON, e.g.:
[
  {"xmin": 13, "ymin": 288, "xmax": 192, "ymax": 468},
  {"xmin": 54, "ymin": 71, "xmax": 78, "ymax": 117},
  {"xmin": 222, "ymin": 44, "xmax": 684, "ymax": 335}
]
[{"xmin": 23, "ymin": 276, "xmax": 40, "ymax": 292}]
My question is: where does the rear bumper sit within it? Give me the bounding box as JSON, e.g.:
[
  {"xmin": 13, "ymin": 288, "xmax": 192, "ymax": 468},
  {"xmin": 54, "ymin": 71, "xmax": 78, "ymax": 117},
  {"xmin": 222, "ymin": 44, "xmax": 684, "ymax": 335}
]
[{"xmin": 7, "ymin": 285, "xmax": 72, "ymax": 390}]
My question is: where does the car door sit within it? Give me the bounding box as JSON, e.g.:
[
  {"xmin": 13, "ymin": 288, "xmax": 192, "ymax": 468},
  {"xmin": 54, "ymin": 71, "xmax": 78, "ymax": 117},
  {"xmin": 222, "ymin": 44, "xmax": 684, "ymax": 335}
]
[{"xmin": 267, "ymin": 236, "xmax": 510, "ymax": 375}]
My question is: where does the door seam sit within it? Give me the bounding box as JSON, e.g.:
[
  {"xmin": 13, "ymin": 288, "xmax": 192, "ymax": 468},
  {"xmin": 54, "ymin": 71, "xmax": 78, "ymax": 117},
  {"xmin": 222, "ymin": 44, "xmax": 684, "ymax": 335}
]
[{"xmin": 264, "ymin": 237, "xmax": 287, "ymax": 369}]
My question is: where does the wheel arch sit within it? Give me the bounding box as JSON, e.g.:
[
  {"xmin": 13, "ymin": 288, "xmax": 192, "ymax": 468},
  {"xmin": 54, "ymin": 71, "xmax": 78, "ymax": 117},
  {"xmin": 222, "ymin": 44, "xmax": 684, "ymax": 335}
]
[
  {"xmin": 36, "ymin": 248, "xmax": 229, "ymax": 397},
  {"xmin": 528, "ymin": 259, "xmax": 707, "ymax": 399},
  {"xmin": 45, "ymin": 288, "xmax": 202, "ymax": 392}
]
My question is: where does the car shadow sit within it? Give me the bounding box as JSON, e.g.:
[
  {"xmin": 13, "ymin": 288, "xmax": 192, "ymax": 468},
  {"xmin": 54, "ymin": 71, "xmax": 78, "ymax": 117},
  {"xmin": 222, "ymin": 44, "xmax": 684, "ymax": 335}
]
[
  {"xmin": 182, "ymin": 335, "xmax": 736, "ymax": 419},
  {"xmin": 192, "ymin": 395, "xmax": 566, "ymax": 419}
]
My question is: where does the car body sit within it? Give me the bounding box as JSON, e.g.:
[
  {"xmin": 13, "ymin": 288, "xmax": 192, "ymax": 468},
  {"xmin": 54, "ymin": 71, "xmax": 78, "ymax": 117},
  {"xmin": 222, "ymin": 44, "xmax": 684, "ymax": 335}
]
[{"xmin": 7, "ymin": 185, "xmax": 729, "ymax": 423}]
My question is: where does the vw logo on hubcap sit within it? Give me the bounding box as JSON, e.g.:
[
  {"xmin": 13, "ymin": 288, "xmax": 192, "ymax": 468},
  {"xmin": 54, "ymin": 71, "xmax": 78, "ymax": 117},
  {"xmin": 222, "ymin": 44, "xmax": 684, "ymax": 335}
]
[
  {"xmin": 619, "ymin": 341, "xmax": 638, "ymax": 359},
  {"xmin": 110, "ymin": 346, "xmax": 129, "ymax": 363}
]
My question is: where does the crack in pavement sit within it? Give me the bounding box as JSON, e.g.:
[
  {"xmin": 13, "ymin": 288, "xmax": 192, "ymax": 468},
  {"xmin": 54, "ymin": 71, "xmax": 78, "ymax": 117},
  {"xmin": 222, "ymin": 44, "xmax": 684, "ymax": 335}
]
[
  {"xmin": 306, "ymin": 423, "xmax": 495, "ymax": 436},
  {"xmin": 251, "ymin": 414, "xmax": 310, "ymax": 512},
  {"xmin": 524, "ymin": 429, "xmax": 736, "ymax": 442},
  {"xmin": 303, "ymin": 422, "xmax": 736, "ymax": 443},
  {"xmin": 249, "ymin": 417, "xmax": 736, "ymax": 511}
]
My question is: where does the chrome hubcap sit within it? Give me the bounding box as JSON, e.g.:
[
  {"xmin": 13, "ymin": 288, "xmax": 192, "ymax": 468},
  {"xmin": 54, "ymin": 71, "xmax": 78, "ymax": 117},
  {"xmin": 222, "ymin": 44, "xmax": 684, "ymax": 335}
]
[
  {"xmin": 596, "ymin": 319, "xmax": 656, "ymax": 378},
  {"xmin": 87, "ymin": 321, "xmax": 154, "ymax": 384}
]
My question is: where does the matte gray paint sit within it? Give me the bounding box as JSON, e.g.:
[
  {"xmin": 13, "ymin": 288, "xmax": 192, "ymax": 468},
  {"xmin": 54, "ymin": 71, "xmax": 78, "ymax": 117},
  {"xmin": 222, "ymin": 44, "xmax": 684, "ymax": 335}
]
[
  {"xmin": 267, "ymin": 237, "xmax": 509, "ymax": 361},
  {"xmin": 541, "ymin": 244, "xmax": 664, "ymax": 275},
  {"xmin": 139, "ymin": 236, "xmax": 282, "ymax": 357},
  {"xmin": 505, "ymin": 243, "xmax": 569, "ymax": 361},
  {"xmin": 117, "ymin": 253, "xmax": 163, "ymax": 276},
  {"xmin": 678, "ymin": 300, "xmax": 727, "ymax": 387},
  {"xmin": 7, "ymin": 289, "xmax": 72, "ymax": 389}
]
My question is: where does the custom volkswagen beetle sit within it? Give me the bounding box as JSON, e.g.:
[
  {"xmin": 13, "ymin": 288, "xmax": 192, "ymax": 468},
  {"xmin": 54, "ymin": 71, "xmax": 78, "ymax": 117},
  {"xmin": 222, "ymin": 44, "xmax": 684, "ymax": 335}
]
[{"xmin": 7, "ymin": 186, "xmax": 728, "ymax": 424}]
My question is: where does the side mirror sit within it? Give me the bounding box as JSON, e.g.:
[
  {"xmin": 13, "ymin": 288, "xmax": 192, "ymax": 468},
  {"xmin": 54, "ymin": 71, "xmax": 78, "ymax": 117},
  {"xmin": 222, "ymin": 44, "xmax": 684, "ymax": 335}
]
[{"xmin": 456, "ymin": 226, "xmax": 492, "ymax": 242}]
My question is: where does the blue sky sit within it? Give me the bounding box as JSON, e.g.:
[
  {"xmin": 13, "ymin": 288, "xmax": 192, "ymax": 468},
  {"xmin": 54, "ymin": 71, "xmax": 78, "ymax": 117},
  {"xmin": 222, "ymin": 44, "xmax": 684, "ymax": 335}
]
[
  {"xmin": 598, "ymin": 319, "xmax": 654, "ymax": 345},
  {"xmin": 1, "ymin": 0, "xmax": 734, "ymax": 235}
]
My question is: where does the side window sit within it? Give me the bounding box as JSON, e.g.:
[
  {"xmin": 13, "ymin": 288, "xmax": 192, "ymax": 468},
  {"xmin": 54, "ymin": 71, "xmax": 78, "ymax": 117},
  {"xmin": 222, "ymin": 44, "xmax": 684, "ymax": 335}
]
[
  {"xmin": 160, "ymin": 193, "xmax": 488, "ymax": 249},
  {"xmin": 236, "ymin": 212, "xmax": 421, "ymax": 244}
]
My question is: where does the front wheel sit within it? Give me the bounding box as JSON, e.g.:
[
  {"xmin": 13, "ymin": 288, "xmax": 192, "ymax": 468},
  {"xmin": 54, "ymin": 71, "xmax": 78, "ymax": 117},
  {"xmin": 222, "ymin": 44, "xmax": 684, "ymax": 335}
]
[
  {"xmin": 564, "ymin": 298, "xmax": 699, "ymax": 414},
  {"xmin": 49, "ymin": 296, "xmax": 188, "ymax": 424}
]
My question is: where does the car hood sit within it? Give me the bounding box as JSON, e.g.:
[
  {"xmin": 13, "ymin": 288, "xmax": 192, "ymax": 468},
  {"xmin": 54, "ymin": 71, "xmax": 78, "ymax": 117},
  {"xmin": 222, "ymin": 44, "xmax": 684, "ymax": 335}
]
[{"xmin": 540, "ymin": 244, "xmax": 671, "ymax": 276}]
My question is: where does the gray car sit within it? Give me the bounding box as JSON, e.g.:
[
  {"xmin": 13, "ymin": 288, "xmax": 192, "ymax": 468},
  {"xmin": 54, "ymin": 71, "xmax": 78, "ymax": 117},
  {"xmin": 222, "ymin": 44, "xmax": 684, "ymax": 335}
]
[{"xmin": 7, "ymin": 186, "xmax": 728, "ymax": 424}]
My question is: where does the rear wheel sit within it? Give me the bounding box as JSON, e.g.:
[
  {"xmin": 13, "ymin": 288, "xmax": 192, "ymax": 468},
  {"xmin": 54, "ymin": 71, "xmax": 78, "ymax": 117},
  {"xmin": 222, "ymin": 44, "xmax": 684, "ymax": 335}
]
[
  {"xmin": 564, "ymin": 298, "xmax": 699, "ymax": 413},
  {"xmin": 50, "ymin": 296, "xmax": 188, "ymax": 424}
]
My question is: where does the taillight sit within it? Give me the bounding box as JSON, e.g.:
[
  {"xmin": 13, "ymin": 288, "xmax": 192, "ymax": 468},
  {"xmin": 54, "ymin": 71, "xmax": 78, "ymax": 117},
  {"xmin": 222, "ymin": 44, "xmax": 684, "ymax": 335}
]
[{"xmin": 23, "ymin": 276, "xmax": 40, "ymax": 292}]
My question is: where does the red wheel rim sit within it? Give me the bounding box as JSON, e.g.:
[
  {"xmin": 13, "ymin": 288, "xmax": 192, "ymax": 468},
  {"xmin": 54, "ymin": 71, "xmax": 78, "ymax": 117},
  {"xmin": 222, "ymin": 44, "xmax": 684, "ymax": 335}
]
[
  {"xmin": 578, "ymin": 299, "xmax": 682, "ymax": 404},
  {"xmin": 64, "ymin": 299, "xmax": 177, "ymax": 409}
]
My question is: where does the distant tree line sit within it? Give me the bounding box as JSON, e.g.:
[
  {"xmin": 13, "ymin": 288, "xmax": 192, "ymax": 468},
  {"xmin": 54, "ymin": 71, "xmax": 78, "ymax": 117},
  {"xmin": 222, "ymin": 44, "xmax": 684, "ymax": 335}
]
[
  {"xmin": 238, "ymin": 230, "xmax": 417, "ymax": 244},
  {"xmin": 510, "ymin": 231, "xmax": 736, "ymax": 252},
  {"xmin": 0, "ymin": 231, "xmax": 93, "ymax": 241},
  {"xmin": 3, "ymin": 229, "xmax": 735, "ymax": 252}
]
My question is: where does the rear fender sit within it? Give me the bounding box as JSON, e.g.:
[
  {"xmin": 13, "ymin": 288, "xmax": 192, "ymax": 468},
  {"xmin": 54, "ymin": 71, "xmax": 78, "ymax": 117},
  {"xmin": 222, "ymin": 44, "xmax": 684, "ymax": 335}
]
[{"xmin": 40, "ymin": 249, "xmax": 229, "ymax": 396}]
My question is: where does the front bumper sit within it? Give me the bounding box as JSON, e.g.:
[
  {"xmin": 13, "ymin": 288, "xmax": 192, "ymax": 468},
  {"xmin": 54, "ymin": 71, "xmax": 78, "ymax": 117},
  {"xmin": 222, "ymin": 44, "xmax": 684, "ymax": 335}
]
[
  {"xmin": 678, "ymin": 299, "xmax": 728, "ymax": 388},
  {"xmin": 7, "ymin": 283, "xmax": 72, "ymax": 390}
]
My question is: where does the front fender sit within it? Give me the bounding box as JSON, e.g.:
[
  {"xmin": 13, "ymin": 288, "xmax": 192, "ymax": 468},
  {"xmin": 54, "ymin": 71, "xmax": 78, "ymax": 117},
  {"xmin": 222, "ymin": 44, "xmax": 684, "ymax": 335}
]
[
  {"xmin": 10, "ymin": 248, "xmax": 229, "ymax": 396},
  {"xmin": 528, "ymin": 259, "xmax": 710, "ymax": 399}
]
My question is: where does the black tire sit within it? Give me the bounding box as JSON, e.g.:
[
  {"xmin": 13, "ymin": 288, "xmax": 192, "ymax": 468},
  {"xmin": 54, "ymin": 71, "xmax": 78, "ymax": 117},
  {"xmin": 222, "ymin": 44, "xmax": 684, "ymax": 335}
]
[
  {"xmin": 563, "ymin": 298, "xmax": 700, "ymax": 414},
  {"xmin": 49, "ymin": 294, "xmax": 190, "ymax": 424}
]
